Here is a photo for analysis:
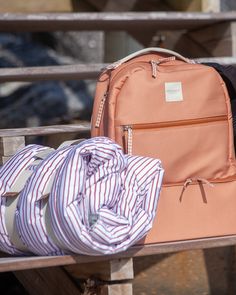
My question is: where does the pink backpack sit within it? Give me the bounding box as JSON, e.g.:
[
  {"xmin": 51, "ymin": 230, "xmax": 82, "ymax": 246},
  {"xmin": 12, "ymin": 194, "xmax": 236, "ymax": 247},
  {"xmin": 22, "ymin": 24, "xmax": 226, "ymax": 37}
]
[{"xmin": 91, "ymin": 47, "xmax": 236, "ymax": 243}]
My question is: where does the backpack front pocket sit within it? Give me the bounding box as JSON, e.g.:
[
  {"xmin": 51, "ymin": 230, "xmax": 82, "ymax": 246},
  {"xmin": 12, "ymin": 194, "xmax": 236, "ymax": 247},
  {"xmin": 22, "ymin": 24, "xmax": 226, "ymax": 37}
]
[{"xmin": 123, "ymin": 116, "xmax": 235, "ymax": 184}]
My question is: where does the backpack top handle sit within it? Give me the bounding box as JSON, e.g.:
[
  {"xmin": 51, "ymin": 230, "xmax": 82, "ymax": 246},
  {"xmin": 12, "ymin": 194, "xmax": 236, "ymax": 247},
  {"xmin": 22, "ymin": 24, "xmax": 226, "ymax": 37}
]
[{"xmin": 107, "ymin": 47, "xmax": 195, "ymax": 70}]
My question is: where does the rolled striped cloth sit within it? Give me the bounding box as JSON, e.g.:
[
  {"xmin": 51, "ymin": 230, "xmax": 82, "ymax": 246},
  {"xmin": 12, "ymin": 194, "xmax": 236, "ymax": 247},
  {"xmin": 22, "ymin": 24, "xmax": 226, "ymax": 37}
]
[
  {"xmin": 49, "ymin": 137, "xmax": 164, "ymax": 255},
  {"xmin": 0, "ymin": 144, "xmax": 50, "ymax": 255},
  {"xmin": 16, "ymin": 145, "xmax": 76, "ymax": 256}
]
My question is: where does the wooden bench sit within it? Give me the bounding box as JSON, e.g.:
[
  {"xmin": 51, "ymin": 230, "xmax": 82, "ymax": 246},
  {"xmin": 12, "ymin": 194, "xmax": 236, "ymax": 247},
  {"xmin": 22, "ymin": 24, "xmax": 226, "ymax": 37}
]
[
  {"xmin": 1, "ymin": 7, "xmax": 236, "ymax": 294},
  {"xmin": 1, "ymin": 97, "xmax": 236, "ymax": 295}
]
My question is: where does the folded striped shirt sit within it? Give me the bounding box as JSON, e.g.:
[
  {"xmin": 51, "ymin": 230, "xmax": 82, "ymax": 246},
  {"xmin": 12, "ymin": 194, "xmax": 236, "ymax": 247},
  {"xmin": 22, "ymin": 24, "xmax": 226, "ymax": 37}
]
[
  {"xmin": 1, "ymin": 137, "xmax": 164, "ymax": 256},
  {"xmin": 16, "ymin": 145, "xmax": 75, "ymax": 256},
  {"xmin": 49, "ymin": 137, "xmax": 164, "ymax": 255},
  {"xmin": 0, "ymin": 144, "xmax": 48, "ymax": 255}
]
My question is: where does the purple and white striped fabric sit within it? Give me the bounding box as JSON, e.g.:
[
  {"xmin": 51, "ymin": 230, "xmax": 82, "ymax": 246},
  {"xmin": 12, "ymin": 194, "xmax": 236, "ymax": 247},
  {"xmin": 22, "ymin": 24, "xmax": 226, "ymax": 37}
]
[
  {"xmin": 0, "ymin": 144, "xmax": 48, "ymax": 255},
  {"xmin": 16, "ymin": 145, "xmax": 76, "ymax": 256},
  {"xmin": 49, "ymin": 137, "xmax": 164, "ymax": 255}
]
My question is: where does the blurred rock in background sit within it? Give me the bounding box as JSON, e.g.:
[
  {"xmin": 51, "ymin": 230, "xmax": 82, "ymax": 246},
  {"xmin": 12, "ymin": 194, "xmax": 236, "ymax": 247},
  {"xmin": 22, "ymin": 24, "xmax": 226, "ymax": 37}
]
[{"xmin": 0, "ymin": 31, "xmax": 104, "ymax": 128}]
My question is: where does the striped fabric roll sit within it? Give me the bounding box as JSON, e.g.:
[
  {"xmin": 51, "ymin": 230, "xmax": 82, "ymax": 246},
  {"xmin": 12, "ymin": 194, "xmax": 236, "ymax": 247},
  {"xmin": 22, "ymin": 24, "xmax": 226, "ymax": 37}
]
[
  {"xmin": 16, "ymin": 145, "xmax": 76, "ymax": 256},
  {"xmin": 0, "ymin": 144, "xmax": 48, "ymax": 255},
  {"xmin": 49, "ymin": 137, "xmax": 164, "ymax": 255}
]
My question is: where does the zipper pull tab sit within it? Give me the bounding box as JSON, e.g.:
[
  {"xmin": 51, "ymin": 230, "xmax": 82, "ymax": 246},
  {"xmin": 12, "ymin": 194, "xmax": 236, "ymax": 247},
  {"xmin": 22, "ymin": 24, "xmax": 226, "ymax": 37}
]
[
  {"xmin": 150, "ymin": 56, "xmax": 176, "ymax": 79},
  {"xmin": 95, "ymin": 92, "xmax": 108, "ymax": 128},
  {"xmin": 150, "ymin": 60, "xmax": 158, "ymax": 78},
  {"xmin": 123, "ymin": 125, "xmax": 133, "ymax": 155}
]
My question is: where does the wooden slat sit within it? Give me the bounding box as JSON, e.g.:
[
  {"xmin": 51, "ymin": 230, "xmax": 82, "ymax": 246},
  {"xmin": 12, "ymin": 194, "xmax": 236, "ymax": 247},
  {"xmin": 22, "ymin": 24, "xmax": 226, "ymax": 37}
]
[
  {"xmin": 0, "ymin": 12, "xmax": 236, "ymax": 32},
  {"xmin": 0, "ymin": 57, "xmax": 235, "ymax": 82},
  {"xmin": 0, "ymin": 123, "xmax": 90, "ymax": 137},
  {"xmin": 1, "ymin": 235, "xmax": 236, "ymax": 272},
  {"xmin": 0, "ymin": 64, "xmax": 106, "ymax": 82}
]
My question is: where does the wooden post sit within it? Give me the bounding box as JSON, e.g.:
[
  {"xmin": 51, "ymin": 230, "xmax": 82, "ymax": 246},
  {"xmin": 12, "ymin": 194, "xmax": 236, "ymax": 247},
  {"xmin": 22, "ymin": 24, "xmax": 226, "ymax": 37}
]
[
  {"xmin": 100, "ymin": 283, "xmax": 133, "ymax": 295},
  {"xmin": 202, "ymin": 0, "xmax": 221, "ymax": 12},
  {"xmin": 0, "ymin": 136, "xmax": 25, "ymax": 164},
  {"xmin": 99, "ymin": 257, "xmax": 134, "ymax": 295},
  {"xmin": 65, "ymin": 258, "xmax": 134, "ymax": 295},
  {"xmin": 202, "ymin": 0, "xmax": 236, "ymax": 12}
]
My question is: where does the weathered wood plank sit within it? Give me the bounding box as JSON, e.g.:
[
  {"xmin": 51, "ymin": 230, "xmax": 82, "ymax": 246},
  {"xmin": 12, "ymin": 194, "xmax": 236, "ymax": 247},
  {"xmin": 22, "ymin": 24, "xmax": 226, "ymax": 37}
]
[
  {"xmin": 1, "ymin": 235, "xmax": 236, "ymax": 272},
  {"xmin": 0, "ymin": 56, "xmax": 235, "ymax": 83},
  {"xmin": 14, "ymin": 267, "xmax": 81, "ymax": 295},
  {"xmin": 0, "ymin": 123, "xmax": 90, "ymax": 137},
  {"xmin": 0, "ymin": 64, "xmax": 107, "ymax": 82},
  {"xmin": 0, "ymin": 12, "xmax": 236, "ymax": 32}
]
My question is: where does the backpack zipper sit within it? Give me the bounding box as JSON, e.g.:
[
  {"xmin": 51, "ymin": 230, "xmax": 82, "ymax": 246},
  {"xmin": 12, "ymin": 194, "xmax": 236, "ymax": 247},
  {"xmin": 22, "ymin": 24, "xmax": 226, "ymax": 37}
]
[
  {"xmin": 95, "ymin": 92, "xmax": 108, "ymax": 128},
  {"xmin": 150, "ymin": 56, "xmax": 176, "ymax": 78},
  {"xmin": 164, "ymin": 175, "xmax": 236, "ymax": 187},
  {"xmin": 123, "ymin": 115, "xmax": 227, "ymax": 155},
  {"xmin": 123, "ymin": 125, "xmax": 133, "ymax": 155}
]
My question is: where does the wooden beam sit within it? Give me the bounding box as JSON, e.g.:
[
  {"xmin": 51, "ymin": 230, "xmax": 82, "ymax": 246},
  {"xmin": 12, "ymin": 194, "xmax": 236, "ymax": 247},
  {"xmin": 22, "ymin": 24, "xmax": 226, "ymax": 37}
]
[
  {"xmin": 0, "ymin": 12, "xmax": 235, "ymax": 32},
  {"xmin": 0, "ymin": 64, "xmax": 107, "ymax": 82},
  {"xmin": 0, "ymin": 56, "xmax": 236, "ymax": 83},
  {"xmin": 1, "ymin": 235, "xmax": 236, "ymax": 272},
  {"xmin": 0, "ymin": 123, "xmax": 90, "ymax": 138},
  {"xmin": 14, "ymin": 267, "xmax": 81, "ymax": 295}
]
